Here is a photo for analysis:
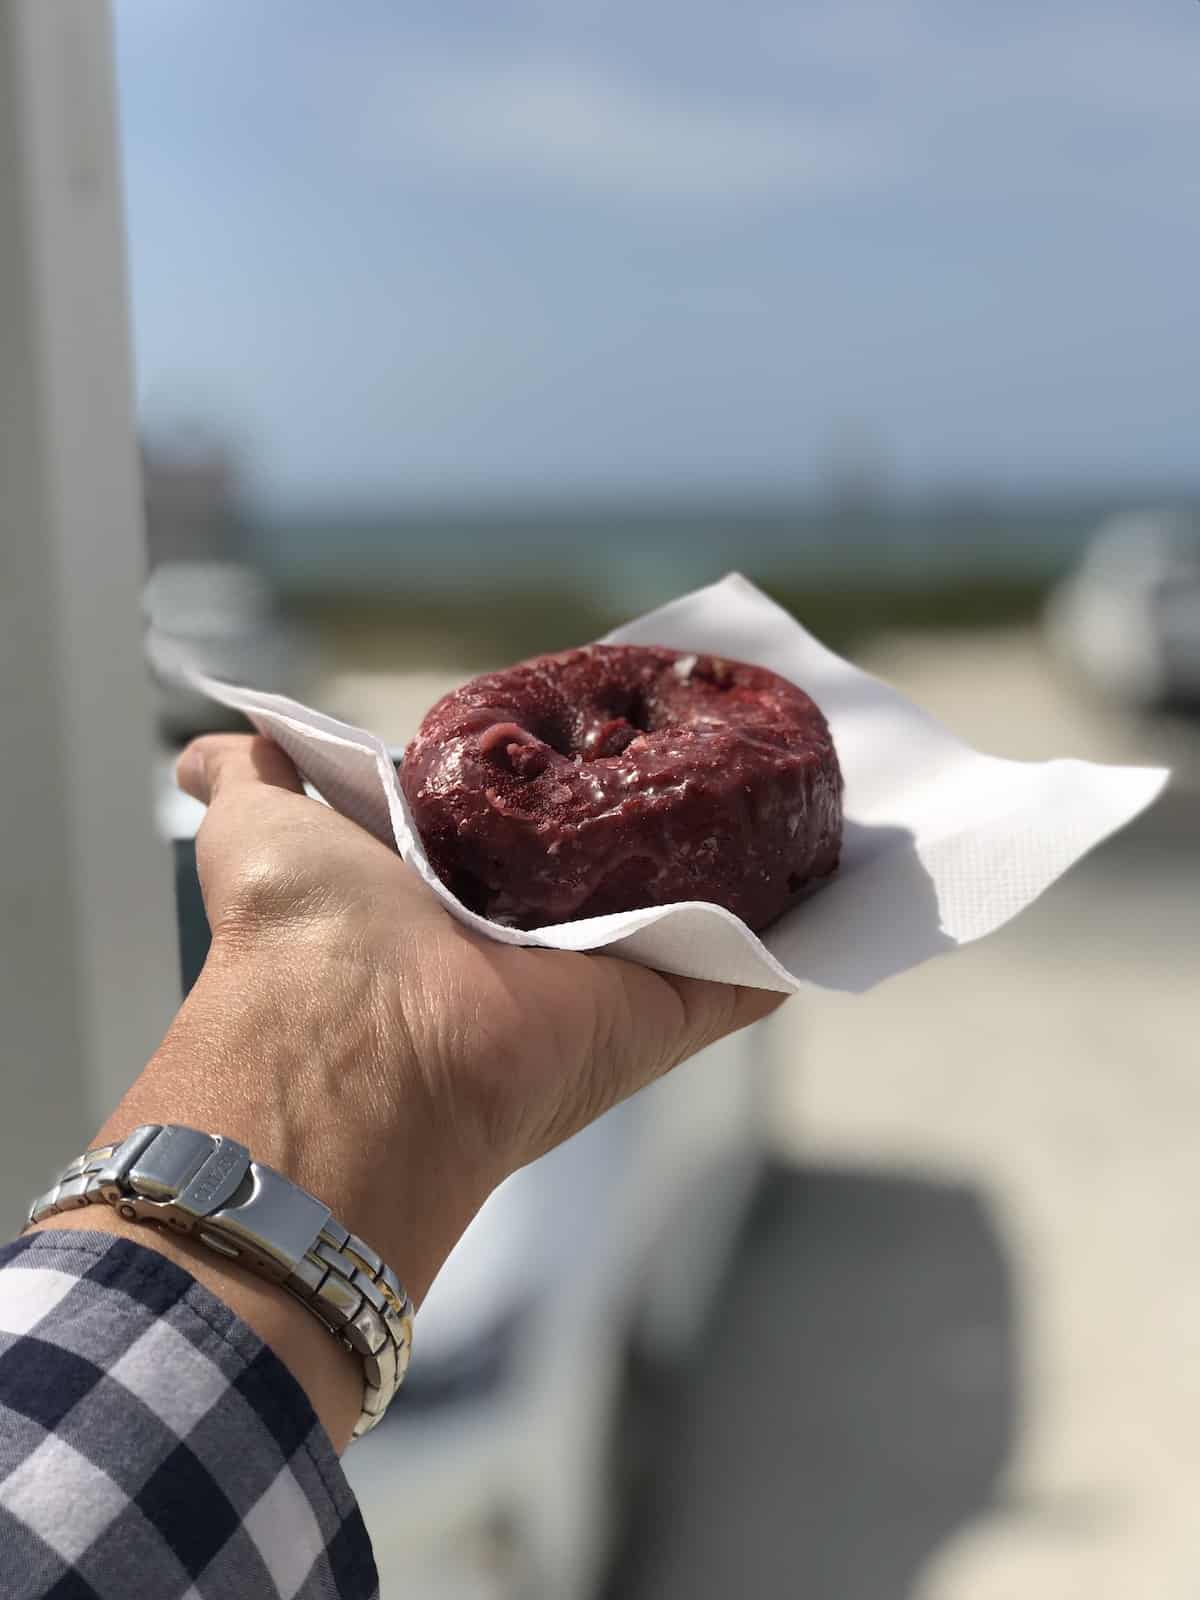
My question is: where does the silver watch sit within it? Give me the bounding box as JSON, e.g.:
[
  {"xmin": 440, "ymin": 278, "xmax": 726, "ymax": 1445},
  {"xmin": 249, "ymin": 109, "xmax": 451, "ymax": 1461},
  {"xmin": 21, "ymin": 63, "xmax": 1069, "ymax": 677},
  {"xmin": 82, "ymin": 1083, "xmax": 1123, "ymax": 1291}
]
[{"xmin": 28, "ymin": 1124, "xmax": 413, "ymax": 1439}]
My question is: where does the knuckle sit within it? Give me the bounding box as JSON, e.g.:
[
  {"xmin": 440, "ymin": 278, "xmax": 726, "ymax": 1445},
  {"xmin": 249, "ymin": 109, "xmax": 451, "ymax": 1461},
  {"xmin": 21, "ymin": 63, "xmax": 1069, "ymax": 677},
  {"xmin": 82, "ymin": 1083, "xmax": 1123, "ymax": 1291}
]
[
  {"xmin": 213, "ymin": 854, "xmax": 300, "ymax": 931},
  {"xmin": 195, "ymin": 821, "xmax": 328, "ymax": 944}
]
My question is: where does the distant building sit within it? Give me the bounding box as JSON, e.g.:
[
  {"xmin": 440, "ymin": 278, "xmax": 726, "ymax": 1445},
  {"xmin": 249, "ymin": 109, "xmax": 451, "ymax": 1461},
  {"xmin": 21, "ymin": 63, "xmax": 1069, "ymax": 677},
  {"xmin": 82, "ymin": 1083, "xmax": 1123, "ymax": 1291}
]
[{"xmin": 142, "ymin": 437, "xmax": 247, "ymax": 569}]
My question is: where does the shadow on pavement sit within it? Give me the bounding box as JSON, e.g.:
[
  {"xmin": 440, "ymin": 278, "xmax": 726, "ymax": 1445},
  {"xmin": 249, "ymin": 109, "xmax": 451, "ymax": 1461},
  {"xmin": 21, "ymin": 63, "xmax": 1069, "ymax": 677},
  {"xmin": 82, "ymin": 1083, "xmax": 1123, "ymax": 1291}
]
[{"xmin": 608, "ymin": 1164, "xmax": 1017, "ymax": 1600}]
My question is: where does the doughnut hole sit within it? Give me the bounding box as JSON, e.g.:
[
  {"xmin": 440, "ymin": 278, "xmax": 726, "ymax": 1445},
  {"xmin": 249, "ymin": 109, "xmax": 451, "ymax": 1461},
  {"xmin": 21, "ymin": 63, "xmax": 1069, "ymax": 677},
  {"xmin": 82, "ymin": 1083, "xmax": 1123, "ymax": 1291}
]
[
  {"xmin": 582, "ymin": 718, "xmax": 638, "ymax": 758},
  {"xmin": 578, "ymin": 687, "xmax": 654, "ymax": 758},
  {"xmin": 533, "ymin": 711, "xmax": 574, "ymax": 757}
]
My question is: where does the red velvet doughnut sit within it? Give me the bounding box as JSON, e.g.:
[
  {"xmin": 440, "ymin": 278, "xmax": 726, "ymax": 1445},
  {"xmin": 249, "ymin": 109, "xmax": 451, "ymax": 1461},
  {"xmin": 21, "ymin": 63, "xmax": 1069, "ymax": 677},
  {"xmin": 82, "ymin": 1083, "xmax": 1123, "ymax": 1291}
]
[{"xmin": 400, "ymin": 644, "xmax": 843, "ymax": 932}]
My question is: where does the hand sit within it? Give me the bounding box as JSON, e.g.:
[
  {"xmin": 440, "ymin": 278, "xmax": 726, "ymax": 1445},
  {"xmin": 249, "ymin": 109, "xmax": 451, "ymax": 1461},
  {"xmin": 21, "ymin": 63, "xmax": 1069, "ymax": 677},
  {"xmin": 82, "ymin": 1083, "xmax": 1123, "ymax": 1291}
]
[{"xmin": 46, "ymin": 734, "xmax": 781, "ymax": 1447}]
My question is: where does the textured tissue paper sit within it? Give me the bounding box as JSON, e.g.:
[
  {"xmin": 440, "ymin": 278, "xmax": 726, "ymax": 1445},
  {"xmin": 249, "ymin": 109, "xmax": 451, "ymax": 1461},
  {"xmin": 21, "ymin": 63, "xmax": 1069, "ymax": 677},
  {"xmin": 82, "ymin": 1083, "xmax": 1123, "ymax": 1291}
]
[{"xmin": 171, "ymin": 573, "xmax": 1169, "ymax": 994}]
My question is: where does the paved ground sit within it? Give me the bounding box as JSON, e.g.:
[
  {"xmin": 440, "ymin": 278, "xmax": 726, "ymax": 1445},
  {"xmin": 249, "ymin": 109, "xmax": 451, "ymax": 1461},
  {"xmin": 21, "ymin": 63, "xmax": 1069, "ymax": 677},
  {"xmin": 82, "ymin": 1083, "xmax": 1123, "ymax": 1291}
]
[{"xmin": 325, "ymin": 631, "xmax": 1200, "ymax": 1599}]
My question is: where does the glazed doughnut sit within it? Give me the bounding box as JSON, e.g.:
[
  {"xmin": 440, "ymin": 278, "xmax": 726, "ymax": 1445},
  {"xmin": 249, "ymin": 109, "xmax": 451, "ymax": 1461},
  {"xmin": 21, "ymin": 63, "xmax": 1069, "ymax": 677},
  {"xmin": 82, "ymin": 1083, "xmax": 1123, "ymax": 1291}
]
[{"xmin": 400, "ymin": 645, "xmax": 843, "ymax": 932}]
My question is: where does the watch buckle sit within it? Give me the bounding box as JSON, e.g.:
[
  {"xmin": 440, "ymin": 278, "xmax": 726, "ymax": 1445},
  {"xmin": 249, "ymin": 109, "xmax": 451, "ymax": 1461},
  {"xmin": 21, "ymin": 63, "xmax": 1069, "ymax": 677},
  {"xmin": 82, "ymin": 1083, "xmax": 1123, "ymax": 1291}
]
[{"xmin": 122, "ymin": 1128, "xmax": 251, "ymax": 1234}]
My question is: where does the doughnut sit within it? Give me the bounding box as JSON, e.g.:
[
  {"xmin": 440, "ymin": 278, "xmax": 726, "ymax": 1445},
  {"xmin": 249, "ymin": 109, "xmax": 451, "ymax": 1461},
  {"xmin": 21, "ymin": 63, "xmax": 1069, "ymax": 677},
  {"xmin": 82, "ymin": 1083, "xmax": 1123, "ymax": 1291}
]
[{"xmin": 399, "ymin": 644, "xmax": 843, "ymax": 932}]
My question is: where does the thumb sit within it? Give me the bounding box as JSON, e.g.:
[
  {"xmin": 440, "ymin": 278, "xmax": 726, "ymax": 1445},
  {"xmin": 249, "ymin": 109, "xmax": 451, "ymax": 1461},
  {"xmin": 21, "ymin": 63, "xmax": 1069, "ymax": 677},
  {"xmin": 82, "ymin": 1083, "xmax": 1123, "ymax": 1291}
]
[
  {"xmin": 176, "ymin": 734, "xmax": 304, "ymax": 805},
  {"xmin": 178, "ymin": 735, "xmax": 321, "ymax": 939}
]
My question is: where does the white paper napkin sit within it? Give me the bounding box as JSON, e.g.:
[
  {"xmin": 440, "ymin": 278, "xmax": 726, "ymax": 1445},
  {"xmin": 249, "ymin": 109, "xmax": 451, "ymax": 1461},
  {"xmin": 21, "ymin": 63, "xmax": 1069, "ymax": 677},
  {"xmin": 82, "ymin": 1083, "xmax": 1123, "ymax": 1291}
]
[{"xmin": 169, "ymin": 573, "xmax": 1168, "ymax": 994}]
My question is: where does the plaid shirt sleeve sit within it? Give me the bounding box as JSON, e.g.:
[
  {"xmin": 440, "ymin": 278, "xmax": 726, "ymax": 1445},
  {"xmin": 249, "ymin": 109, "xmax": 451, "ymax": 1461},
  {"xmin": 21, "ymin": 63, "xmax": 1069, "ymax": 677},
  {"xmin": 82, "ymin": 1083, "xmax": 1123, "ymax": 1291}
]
[{"xmin": 0, "ymin": 1228, "xmax": 379, "ymax": 1600}]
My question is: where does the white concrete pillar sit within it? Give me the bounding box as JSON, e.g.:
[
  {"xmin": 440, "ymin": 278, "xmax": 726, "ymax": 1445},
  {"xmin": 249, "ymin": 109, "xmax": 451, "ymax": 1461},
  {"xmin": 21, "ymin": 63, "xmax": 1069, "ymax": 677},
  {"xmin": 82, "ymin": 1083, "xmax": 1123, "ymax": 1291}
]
[{"xmin": 0, "ymin": 0, "xmax": 177, "ymax": 1229}]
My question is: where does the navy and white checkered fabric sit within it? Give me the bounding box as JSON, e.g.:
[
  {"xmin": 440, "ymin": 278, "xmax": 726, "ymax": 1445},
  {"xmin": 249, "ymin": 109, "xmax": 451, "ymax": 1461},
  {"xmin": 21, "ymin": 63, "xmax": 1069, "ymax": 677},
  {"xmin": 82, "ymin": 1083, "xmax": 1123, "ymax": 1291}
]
[{"xmin": 0, "ymin": 1229, "xmax": 378, "ymax": 1599}]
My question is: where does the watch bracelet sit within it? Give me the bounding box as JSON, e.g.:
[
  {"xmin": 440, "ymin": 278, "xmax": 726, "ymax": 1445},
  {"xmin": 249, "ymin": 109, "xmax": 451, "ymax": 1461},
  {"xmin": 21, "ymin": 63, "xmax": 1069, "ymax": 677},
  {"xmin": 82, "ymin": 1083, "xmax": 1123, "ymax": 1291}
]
[{"xmin": 26, "ymin": 1124, "xmax": 412, "ymax": 1440}]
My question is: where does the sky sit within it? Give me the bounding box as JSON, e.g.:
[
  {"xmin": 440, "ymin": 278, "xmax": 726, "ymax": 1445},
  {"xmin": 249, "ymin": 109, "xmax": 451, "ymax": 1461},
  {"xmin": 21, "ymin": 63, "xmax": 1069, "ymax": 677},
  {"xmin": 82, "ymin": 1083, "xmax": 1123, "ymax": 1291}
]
[{"xmin": 113, "ymin": 1, "xmax": 1200, "ymax": 510}]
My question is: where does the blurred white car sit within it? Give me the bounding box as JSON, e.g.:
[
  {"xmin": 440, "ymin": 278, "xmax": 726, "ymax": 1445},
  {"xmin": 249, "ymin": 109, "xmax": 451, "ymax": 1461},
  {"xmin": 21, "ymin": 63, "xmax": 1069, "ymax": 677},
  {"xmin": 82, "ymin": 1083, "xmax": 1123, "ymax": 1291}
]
[
  {"xmin": 145, "ymin": 560, "xmax": 315, "ymax": 741},
  {"xmin": 155, "ymin": 755, "xmax": 768, "ymax": 1600},
  {"xmin": 1046, "ymin": 511, "xmax": 1200, "ymax": 709}
]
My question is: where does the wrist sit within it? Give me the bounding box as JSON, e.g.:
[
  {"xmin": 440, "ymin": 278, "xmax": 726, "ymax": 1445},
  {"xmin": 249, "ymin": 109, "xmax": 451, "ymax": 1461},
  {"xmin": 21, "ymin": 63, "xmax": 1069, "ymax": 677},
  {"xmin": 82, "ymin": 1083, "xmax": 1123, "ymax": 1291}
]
[
  {"xmin": 104, "ymin": 941, "xmax": 492, "ymax": 1306},
  {"xmin": 48, "ymin": 938, "xmax": 497, "ymax": 1449}
]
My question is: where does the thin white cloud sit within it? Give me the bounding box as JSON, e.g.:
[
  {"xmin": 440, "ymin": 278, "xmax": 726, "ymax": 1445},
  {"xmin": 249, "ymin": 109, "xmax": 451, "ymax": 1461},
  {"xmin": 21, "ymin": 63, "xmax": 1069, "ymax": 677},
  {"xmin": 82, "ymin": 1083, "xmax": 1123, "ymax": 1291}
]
[
  {"xmin": 331, "ymin": 6, "xmax": 1200, "ymax": 214},
  {"xmin": 769, "ymin": 4, "xmax": 1200, "ymax": 125},
  {"xmin": 748, "ymin": 3, "xmax": 1200, "ymax": 208},
  {"xmin": 354, "ymin": 51, "xmax": 893, "ymax": 199}
]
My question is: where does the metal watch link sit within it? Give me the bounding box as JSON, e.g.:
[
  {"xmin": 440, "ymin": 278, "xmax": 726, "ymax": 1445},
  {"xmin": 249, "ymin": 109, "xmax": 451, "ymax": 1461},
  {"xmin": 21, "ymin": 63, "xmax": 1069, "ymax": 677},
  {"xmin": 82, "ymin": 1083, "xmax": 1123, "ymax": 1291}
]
[{"xmin": 28, "ymin": 1124, "xmax": 413, "ymax": 1439}]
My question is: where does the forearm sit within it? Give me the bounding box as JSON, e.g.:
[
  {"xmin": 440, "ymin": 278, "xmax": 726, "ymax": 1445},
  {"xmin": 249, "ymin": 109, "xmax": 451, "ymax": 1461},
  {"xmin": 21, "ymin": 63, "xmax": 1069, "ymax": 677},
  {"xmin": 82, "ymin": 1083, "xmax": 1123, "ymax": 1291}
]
[{"xmin": 34, "ymin": 944, "xmax": 491, "ymax": 1452}]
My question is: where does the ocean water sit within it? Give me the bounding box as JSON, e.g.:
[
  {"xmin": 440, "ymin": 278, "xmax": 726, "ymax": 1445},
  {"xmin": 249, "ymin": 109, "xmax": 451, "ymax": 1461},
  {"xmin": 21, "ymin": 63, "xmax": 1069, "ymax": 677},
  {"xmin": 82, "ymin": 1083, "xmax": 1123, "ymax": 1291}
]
[{"xmin": 254, "ymin": 492, "xmax": 1197, "ymax": 605}]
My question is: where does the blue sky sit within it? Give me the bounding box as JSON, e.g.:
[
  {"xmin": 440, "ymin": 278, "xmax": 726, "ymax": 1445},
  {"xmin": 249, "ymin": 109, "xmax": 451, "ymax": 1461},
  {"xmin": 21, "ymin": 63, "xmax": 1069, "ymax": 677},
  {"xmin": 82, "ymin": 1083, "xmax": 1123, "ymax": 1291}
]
[{"xmin": 114, "ymin": 1, "xmax": 1199, "ymax": 509}]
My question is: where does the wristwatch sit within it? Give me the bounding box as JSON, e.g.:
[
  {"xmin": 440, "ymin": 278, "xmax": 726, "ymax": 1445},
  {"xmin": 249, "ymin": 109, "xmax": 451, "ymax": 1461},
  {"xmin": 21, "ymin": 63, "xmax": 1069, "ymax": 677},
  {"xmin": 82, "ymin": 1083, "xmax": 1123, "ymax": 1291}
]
[{"xmin": 27, "ymin": 1124, "xmax": 413, "ymax": 1439}]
